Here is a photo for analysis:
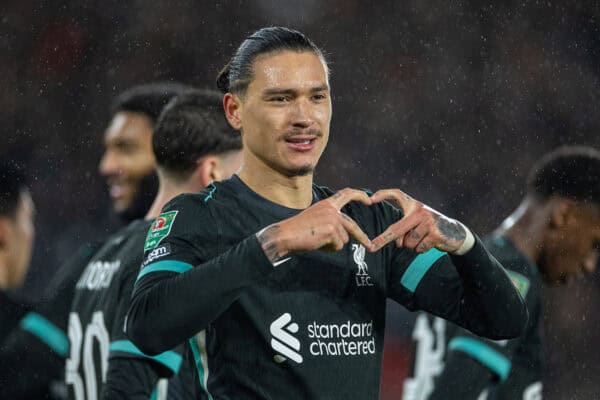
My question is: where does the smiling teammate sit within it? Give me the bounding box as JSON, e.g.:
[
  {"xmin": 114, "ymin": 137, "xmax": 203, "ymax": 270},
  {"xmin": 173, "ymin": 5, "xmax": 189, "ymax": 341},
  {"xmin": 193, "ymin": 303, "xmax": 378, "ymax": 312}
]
[{"xmin": 127, "ymin": 27, "xmax": 527, "ymax": 399}]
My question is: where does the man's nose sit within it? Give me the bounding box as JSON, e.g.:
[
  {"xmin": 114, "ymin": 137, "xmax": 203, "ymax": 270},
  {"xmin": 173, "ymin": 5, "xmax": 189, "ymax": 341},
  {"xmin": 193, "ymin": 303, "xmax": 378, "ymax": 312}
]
[
  {"xmin": 99, "ymin": 150, "xmax": 120, "ymax": 177},
  {"xmin": 290, "ymin": 99, "xmax": 313, "ymax": 128}
]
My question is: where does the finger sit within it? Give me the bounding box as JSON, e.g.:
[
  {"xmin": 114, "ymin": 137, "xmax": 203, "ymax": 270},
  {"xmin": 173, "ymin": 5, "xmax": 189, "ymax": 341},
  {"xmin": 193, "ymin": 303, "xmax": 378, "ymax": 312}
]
[
  {"xmin": 371, "ymin": 212, "xmax": 421, "ymax": 251},
  {"xmin": 370, "ymin": 189, "xmax": 419, "ymax": 216},
  {"xmin": 339, "ymin": 212, "xmax": 372, "ymax": 249},
  {"xmin": 402, "ymin": 222, "xmax": 430, "ymax": 251},
  {"xmin": 414, "ymin": 237, "xmax": 435, "ymax": 254},
  {"xmin": 323, "ymin": 235, "xmax": 344, "ymax": 252},
  {"xmin": 337, "ymin": 222, "xmax": 350, "ymax": 245},
  {"xmin": 329, "ymin": 188, "xmax": 373, "ymax": 211}
]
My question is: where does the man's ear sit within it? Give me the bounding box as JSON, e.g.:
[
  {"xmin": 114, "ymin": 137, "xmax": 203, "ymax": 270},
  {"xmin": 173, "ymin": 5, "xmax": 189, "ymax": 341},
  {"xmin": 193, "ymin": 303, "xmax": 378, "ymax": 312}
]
[
  {"xmin": 193, "ymin": 156, "xmax": 220, "ymax": 189},
  {"xmin": 549, "ymin": 198, "xmax": 576, "ymax": 228},
  {"xmin": 223, "ymin": 93, "xmax": 243, "ymax": 131}
]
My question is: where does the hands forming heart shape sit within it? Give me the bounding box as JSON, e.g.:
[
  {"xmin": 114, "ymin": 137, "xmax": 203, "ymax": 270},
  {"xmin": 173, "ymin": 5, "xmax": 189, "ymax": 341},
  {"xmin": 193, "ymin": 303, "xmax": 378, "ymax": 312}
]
[{"xmin": 257, "ymin": 188, "xmax": 468, "ymax": 265}]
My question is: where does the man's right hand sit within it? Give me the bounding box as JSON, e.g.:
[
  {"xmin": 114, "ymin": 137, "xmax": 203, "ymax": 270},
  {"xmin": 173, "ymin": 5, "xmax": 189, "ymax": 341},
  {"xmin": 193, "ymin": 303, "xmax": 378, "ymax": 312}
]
[{"xmin": 256, "ymin": 188, "xmax": 373, "ymax": 265}]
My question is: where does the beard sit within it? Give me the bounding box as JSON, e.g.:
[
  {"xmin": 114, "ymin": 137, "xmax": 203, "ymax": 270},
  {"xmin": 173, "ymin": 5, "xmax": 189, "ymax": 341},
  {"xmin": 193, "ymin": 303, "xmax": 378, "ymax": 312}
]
[{"xmin": 116, "ymin": 171, "xmax": 159, "ymax": 223}]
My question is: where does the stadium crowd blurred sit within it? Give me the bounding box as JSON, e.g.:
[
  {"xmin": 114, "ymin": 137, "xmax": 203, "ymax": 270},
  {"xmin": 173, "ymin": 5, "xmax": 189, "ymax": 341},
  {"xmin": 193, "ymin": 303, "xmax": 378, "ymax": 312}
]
[{"xmin": 2, "ymin": 1, "xmax": 600, "ymax": 398}]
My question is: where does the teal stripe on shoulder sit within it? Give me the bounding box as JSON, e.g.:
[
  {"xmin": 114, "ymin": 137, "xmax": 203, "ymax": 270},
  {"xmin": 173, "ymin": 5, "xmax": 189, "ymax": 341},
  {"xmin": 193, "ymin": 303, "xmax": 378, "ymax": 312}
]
[
  {"xmin": 109, "ymin": 340, "xmax": 182, "ymax": 375},
  {"xmin": 449, "ymin": 336, "xmax": 512, "ymax": 381},
  {"xmin": 20, "ymin": 312, "xmax": 69, "ymax": 357},
  {"xmin": 400, "ymin": 248, "xmax": 446, "ymax": 292},
  {"xmin": 136, "ymin": 260, "xmax": 193, "ymax": 281}
]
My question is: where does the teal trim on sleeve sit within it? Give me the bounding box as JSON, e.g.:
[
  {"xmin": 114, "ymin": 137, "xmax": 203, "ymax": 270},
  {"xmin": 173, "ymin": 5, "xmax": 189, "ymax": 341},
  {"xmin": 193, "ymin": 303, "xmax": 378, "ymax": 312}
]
[
  {"xmin": 109, "ymin": 340, "xmax": 182, "ymax": 375},
  {"xmin": 189, "ymin": 338, "xmax": 213, "ymax": 400},
  {"xmin": 149, "ymin": 388, "xmax": 157, "ymax": 400},
  {"xmin": 136, "ymin": 260, "xmax": 193, "ymax": 281},
  {"xmin": 400, "ymin": 248, "xmax": 446, "ymax": 292},
  {"xmin": 20, "ymin": 312, "xmax": 69, "ymax": 357},
  {"xmin": 449, "ymin": 336, "xmax": 512, "ymax": 381}
]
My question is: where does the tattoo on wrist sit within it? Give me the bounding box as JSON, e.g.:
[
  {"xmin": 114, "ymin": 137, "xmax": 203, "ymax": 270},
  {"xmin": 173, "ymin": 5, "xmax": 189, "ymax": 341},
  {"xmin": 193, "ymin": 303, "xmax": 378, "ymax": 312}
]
[
  {"xmin": 256, "ymin": 224, "xmax": 285, "ymax": 264},
  {"xmin": 435, "ymin": 217, "xmax": 466, "ymax": 243}
]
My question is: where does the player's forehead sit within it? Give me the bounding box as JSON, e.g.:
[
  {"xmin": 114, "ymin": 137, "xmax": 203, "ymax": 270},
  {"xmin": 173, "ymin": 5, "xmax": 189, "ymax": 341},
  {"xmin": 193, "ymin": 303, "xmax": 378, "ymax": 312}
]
[
  {"xmin": 248, "ymin": 50, "xmax": 329, "ymax": 95},
  {"xmin": 103, "ymin": 111, "xmax": 153, "ymax": 146}
]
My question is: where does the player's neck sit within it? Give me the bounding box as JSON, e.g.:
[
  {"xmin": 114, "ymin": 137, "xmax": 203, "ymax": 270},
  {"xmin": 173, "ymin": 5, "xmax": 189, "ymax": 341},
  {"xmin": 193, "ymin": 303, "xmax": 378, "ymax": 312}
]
[
  {"xmin": 238, "ymin": 157, "xmax": 314, "ymax": 210},
  {"xmin": 496, "ymin": 199, "xmax": 544, "ymax": 265},
  {"xmin": 145, "ymin": 174, "xmax": 203, "ymax": 219}
]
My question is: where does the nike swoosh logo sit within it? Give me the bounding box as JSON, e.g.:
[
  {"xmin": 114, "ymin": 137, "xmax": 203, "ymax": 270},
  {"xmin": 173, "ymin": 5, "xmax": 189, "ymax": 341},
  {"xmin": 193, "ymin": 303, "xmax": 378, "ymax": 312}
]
[{"xmin": 273, "ymin": 257, "xmax": 292, "ymax": 267}]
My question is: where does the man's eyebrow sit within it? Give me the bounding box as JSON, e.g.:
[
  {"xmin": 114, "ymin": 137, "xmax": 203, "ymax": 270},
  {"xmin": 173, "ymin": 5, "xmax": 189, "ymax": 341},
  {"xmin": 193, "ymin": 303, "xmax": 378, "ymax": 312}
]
[
  {"xmin": 262, "ymin": 88, "xmax": 297, "ymax": 96},
  {"xmin": 309, "ymin": 84, "xmax": 329, "ymax": 92},
  {"xmin": 262, "ymin": 85, "xmax": 329, "ymax": 96}
]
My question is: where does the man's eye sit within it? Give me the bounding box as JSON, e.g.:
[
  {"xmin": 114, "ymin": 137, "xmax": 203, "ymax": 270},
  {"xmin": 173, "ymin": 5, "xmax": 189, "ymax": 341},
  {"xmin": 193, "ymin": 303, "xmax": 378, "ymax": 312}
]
[
  {"xmin": 270, "ymin": 96, "xmax": 289, "ymax": 102},
  {"xmin": 312, "ymin": 94, "xmax": 326, "ymax": 101}
]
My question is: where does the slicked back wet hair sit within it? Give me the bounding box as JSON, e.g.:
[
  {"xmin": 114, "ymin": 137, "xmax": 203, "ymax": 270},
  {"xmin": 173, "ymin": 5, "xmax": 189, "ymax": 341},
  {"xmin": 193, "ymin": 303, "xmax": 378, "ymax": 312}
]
[
  {"xmin": 527, "ymin": 145, "xmax": 600, "ymax": 205},
  {"xmin": 216, "ymin": 26, "xmax": 328, "ymax": 96}
]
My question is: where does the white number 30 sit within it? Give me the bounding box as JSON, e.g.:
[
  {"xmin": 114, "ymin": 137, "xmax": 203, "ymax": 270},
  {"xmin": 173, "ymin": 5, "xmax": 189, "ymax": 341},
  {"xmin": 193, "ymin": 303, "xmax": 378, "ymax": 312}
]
[{"xmin": 65, "ymin": 311, "xmax": 109, "ymax": 400}]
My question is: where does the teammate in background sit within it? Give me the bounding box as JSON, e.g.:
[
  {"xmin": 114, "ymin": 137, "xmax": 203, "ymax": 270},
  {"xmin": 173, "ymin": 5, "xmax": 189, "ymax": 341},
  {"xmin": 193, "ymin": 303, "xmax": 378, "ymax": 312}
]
[
  {"xmin": 403, "ymin": 146, "xmax": 600, "ymax": 400},
  {"xmin": 127, "ymin": 27, "xmax": 527, "ymax": 399},
  {"xmin": 100, "ymin": 82, "xmax": 189, "ymax": 222},
  {"xmin": 0, "ymin": 82, "xmax": 186, "ymax": 400},
  {"xmin": 68, "ymin": 89, "xmax": 243, "ymax": 400},
  {"xmin": 0, "ymin": 161, "xmax": 35, "ymax": 339}
]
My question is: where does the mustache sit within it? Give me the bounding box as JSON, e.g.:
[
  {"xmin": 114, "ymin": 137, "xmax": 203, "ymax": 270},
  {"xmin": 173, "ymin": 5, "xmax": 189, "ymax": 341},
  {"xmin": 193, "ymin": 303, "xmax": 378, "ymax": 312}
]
[{"xmin": 283, "ymin": 128, "xmax": 323, "ymax": 140}]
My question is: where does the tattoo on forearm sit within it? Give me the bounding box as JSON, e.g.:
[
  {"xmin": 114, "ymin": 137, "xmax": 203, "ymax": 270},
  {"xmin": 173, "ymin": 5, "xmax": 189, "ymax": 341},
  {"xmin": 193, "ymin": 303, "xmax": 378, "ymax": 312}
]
[
  {"xmin": 435, "ymin": 217, "xmax": 466, "ymax": 243},
  {"xmin": 256, "ymin": 224, "xmax": 284, "ymax": 264}
]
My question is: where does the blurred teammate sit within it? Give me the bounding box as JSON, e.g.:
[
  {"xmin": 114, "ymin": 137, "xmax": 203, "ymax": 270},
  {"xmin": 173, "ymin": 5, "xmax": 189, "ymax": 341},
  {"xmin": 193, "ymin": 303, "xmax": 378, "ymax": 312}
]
[
  {"xmin": 68, "ymin": 89, "xmax": 243, "ymax": 400},
  {"xmin": 0, "ymin": 82, "xmax": 185, "ymax": 400},
  {"xmin": 127, "ymin": 27, "xmax": 526, "ymax": 399},
  {"xmin": 403, "ymin": 146, "xmax": 600, "ymax": 400}
]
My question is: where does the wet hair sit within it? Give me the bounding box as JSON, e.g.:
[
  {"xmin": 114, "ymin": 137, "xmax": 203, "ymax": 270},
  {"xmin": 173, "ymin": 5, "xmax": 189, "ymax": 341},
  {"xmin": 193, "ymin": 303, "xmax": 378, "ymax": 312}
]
[
  {"xmin": 527, "ymin": 146, "xmax": 600, "ymax": 205},
  {"xmin": 111, "ymin": 82, "xmax": 189, "ymax": 122},
  {"xmin": 216, "ymin": 26, "xmax": 328, "ymax": 95},
  {"xmin": 153, "ymin": 89, "xmax": 242, "ymax": 180},
  {"xmin": 0, "ymin": 161, "xmax": 28, "ymax": 218}
]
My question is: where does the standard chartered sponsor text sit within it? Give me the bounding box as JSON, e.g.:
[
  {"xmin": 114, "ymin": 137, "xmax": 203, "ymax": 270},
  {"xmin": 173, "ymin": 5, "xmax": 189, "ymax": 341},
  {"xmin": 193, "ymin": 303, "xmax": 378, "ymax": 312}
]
[{"xmin": 307, "ymin": 320, "xmax": 375, "ymax": 357}]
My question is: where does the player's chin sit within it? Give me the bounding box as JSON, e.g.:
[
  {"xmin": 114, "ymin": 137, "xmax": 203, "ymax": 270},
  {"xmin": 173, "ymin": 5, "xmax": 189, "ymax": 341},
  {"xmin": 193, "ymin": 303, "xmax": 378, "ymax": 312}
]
[{"xmin": 282, "ymin": 163, "xmax": 315, "ymax": 177}]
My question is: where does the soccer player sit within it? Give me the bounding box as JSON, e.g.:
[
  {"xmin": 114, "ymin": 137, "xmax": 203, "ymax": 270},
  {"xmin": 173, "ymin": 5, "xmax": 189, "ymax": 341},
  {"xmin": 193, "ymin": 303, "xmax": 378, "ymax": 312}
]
[
  {"xmin": 127, "ymin": 27, "xmax": 527, "ymax": 399},
  {"xmin": 0, "ymin": 82, "xmax": 186, "ymax": 400},
  {"xmin": 403, "ymin": 146, "xmax": 600, "ymax": 400},
  {"xmin": 68, "ymin": 88, "xmax": 243, "ymax": 400}
]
